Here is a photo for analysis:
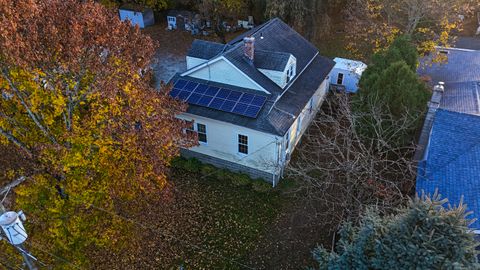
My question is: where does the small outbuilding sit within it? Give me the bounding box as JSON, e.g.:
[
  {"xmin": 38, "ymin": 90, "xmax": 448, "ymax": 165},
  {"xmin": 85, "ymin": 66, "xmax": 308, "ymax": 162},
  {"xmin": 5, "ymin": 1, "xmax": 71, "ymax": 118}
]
[
  {"xmin": 330, "ymin": 57, "xmax": 367, "ymax": 93},
  {"xmin": 166, "ymin": 10, "xmax": 197, "ymax": 31},
  {"xmin": 119, "ymin": 4, "xmax": 155, "ymax": 29}
]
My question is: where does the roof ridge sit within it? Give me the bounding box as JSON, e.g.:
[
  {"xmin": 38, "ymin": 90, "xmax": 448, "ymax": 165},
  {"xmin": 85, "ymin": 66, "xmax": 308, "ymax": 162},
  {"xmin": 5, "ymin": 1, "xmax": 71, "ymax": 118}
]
[
  {"xmin": 429, "ymin": 141, "xmax": 480, "ymax": 178},
  {"xmin": 426, "ymin": 110, "xmax": 480, "ymax": 172}
]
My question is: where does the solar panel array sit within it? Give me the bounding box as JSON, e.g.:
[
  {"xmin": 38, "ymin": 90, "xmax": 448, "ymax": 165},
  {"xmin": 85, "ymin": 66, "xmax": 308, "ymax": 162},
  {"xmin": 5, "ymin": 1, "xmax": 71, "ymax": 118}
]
[{"xmin": 170, "ymin": 79, "xmax": 267, "ymax": 118}]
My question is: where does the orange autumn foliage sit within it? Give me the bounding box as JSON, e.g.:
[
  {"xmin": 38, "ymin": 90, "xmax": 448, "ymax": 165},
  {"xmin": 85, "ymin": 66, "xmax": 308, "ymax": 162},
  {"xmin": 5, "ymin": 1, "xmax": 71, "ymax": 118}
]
[{"xmin": 0, "ymin": 0, "xmax": 196, "ymax": 266}]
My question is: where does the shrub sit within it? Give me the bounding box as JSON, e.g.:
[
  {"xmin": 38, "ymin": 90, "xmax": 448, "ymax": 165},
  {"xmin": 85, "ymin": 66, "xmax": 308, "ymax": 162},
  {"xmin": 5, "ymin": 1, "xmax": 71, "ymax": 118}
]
[
  {"xmin": 230, "ymin": 173, "xmax": 252, "ymax": 187},
  {"xmin": 183, "ymin": 158, "xmax": 202, "ymax": 173},
  {"xmin": 252, "ymin": 180, "xmax": 273, "ymax": 193},
  {"xmin": 170, "ymin": 157, "xmax": 187, "ymax": 170},
  {"xmin": 200, "ymin": 164, "xmax": 217, "ymax": 177}
]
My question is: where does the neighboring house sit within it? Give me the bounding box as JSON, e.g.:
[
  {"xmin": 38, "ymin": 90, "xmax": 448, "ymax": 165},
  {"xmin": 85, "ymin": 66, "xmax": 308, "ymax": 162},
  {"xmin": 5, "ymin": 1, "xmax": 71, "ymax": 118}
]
[
  {"xmin": 167, "ymin": 18, "xmax": 335, "ymax": 185},
  {"xmin": 119, "ymin": 4, "xmax": 154, "ymax": 29},
  {"xmin": 329, "ymin": 57, "xmax": 367, "ymax": 93},
  {"xmin": 416, "ymin": 46, "xmax": 480, "ymax": 231}
]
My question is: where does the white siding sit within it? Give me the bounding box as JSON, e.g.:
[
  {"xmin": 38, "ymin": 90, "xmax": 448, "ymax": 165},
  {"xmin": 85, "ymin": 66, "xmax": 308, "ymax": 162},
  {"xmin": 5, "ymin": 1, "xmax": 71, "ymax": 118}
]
[
  {"xmin": 119, "ymin": 10, "xmax": 145, "ymax": 28},
  {"xmin": 283, "ymin": 79, "xmax": 329, "ymax": 158},
  {"xmin": 330, "ymin": 67, "xmax": 362, "ymax": 93},
  {"xmin": 258, "ymin": 69, "xmax": 285, "ymax": 88},
  {"xmin": 258, "ymin": 55, "xmax": 297, "ymax": 89},
  {"xmin": 178, "ymin": 113, "xmax": 282, "ymax": 178},
  {"xmin": 186, "ymin": 56, "xmax": 207, "ymax": 70},
  {"xmin": 186, "ymin": 58, "xmax": 266, "ymax": 92}
]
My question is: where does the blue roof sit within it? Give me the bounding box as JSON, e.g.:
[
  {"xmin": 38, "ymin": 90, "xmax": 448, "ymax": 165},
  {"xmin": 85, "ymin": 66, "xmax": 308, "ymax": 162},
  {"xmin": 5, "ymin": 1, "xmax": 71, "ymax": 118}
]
[{"xmin": 416, "ymin": 109, "xmax": 480, "ymax": 229}]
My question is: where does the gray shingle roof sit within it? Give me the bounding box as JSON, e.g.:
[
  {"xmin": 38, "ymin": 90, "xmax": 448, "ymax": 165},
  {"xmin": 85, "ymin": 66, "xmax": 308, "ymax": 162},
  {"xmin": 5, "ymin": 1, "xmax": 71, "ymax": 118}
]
[
  {"xmin": 254, "ymin": 50, "xmax": 291, "ymax": 71},
  {"xmin": 418, "ymin": 48, "xmax": 480, "ymax": 84},
  {"xmin": 187, "ymin": 39, "xmax": 229, "ymax": 60},
  {"xmin": 418, "ymin": 48, "xmax": 480, "ymax": 115},
  {"xmin": 454, "ymin": 37, "xmax": 480, "ymax": 51},
  {"xmin": 170, "ymin": 18, "xmax": 335, "ymax": 136},
  {"xmin": 441, "ymin": 81, "xmax": 480, "ymax": 115}
]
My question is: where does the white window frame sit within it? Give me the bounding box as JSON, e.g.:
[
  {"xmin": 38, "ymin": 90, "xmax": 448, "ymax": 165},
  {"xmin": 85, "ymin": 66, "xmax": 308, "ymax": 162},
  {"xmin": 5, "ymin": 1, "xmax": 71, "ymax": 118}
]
[
  {"xmin": 337, "ymin": 73, "xmax": 344, "ymax": 85},
  {"xmin": 238, "ymin": 134, "xmax": 248, "ymax": 155},
  {"xmin": 197, "ymin": 123, "xmax": 207, "ymax": 144}
]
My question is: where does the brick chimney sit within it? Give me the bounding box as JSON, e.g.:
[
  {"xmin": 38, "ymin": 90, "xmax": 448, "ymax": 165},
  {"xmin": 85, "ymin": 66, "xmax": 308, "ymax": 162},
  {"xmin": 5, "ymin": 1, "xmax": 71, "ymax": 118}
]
[{"xmin": 243, "ymin": 36, "xmax": 255, "ymax": 62}]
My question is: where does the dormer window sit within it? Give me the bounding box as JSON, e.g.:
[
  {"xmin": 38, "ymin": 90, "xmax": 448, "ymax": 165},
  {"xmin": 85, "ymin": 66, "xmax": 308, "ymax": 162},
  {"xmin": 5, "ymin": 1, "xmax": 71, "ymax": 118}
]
[{"xmin": 286, "ymin": 64, "xmax": 296, "ymax": 84}]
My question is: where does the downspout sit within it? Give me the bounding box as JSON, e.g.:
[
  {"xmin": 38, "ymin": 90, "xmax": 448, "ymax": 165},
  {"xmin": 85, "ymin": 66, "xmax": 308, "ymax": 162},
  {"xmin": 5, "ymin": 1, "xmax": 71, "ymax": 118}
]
[{"xmin": 272, "ymin": 137, "xmax": 281, "ymax": 187}]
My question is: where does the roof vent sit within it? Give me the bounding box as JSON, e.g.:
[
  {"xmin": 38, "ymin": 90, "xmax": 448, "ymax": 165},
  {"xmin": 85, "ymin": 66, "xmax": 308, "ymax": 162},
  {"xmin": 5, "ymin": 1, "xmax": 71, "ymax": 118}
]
[
  {"xmin": 434, "ymin": 81, "xmax": 445, "ymax": 92},
  {"xmin": 243, "ymin": 36, "xmax": 255, "ymax": 63}
]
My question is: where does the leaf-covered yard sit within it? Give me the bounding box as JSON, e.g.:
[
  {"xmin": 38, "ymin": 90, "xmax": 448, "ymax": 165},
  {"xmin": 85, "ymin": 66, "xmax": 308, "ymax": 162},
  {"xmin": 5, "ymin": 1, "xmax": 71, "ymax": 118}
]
[{"xmin": 86, "ymin": 159, "xmax": 288, "ymax": 269}]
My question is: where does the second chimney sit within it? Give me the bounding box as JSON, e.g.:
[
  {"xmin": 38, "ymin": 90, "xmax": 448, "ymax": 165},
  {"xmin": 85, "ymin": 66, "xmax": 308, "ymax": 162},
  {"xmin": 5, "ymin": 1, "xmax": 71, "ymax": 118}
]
[{"xmin": 243, "ymin": 36, "xmax": 255, "ymax": 62}]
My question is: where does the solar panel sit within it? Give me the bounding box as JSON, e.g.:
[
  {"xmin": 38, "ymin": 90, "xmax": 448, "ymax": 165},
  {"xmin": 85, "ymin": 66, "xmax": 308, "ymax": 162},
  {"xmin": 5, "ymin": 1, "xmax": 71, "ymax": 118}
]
[
  {"xmin": 187, "ymin": 93, "xmax": 202, "ymax": 104},
  {"xmin": 174, "ymin": 80, "xmax": 188, "ymax": 89},
  {"xmin": 194, "ymin": 84, "xmax": 208, "ymax": 94},
  {"xmin": 221, "ymin": 100, "xmax": 236, "ymax": 112},
  {"xmin": 209, "ymin": 98, "xmax": 225, "ymax": 109},
  {"xmin": 244, "ymin": 105, "xmax": 261, "ymax": 118},
  {"xmin": 184, "ymin": 82, "xmax": 198, "ymax": 91},
  {"xmin": 216, "ymin": 88, "xmax": 231, "ymax": 99},
  {"xmin": 239, "ymin": 93, "xmax": 254, "ymax": 104},
  {"xmin": 171, "ymin": 79, "xmax": 267, "ymax": 118},
  {"xmin": 205, "ymin": 86, "xmax": 219, "ymax": 97},
  {"xmin": 226, "ymin": 91, "xmax": 242, "ymax": 101},
  {"xmin": 170, "ymin": 88, "xmax": 181, "ymax": 98},
  {"xmin": 177, "ymin": 90, "xmax": 191, "ymax": 100},
  {"xmin": 251, "ymin": 96, "xmax": 267, "ymax": 106},
  {"xmin": 198, "ymin": 95, "xmax": 213, "ymax": 106},
  {"xmin": 232, "ymin": 103, "xmax": 248, "ymax": 114}
]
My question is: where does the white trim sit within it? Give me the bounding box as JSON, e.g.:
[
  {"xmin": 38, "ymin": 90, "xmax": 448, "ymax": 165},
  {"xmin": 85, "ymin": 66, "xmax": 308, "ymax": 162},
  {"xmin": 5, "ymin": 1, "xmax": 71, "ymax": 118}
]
[
  {"xmin": 181, "ymin": 56, "xmax": 270, "ymax": 94},
  {"xmin": 434, "ymin": 46, "xmax": 476, "ymax": 52},
  {"xmin": 181, "ymin": 56, "xmax": 224, "ymax": 76},
  {"xmin": 268, "ymin": 52, "xmax": 320, "ymax": 114},
  {"xmin": 237, "ymin": 133, "xmax": 249, "ymax": 155},
  {"xmin": 196, "ymin": 122, "xmax": 208, "ymax": 145},
  {"xmin": 472, "ymin": 230, "xmax": 480, "ymax": 234}
]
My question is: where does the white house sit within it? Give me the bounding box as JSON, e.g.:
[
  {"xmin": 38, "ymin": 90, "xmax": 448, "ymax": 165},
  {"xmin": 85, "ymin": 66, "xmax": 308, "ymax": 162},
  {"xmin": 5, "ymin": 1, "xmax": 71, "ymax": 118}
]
[
  {"xmin": 168, "ymin": 18, "xmax": 335, "ymax": 185},
  {"xmin": 330, "ymin": 57, "xmax": 367, "ymax": 93},
  {"xmin": 118, "ymin": 4, "xmax": 154, "ymax": 29}
]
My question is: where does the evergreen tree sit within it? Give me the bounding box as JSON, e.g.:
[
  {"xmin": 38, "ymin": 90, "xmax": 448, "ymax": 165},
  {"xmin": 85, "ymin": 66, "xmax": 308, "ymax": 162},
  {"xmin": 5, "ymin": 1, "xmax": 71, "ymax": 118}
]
[
  {"xmin": 353, "ymin": 35, "xmax": 430, "ymax": 146},
  {"xmin": 311, "ymin": 194, "xmax": 480, "ymax": 270}
]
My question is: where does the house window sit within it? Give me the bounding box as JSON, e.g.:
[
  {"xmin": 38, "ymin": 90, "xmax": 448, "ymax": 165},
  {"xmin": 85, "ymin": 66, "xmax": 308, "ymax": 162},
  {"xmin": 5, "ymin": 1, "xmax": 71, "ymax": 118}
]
[
  {"xmin": 197, "ymin": 123, "xmax": 207, "ymax": 143},
  {"xmin": 184, "ymin": 120, "xmax": 195, "ymax": 136},
  {"xmin": 238, "ymin": 134, "xmax": 248, "ymax": 154},
  {"xmin": 309, "ymin": 97, "xmax": 314, "ymax": 112},
  {"xmin": 337, "ymin": 73, "xmax": 344, "ymax": 85},
  {"xmin": 285, "ymin": 131, "xmax": 290, "ymax": 151}
]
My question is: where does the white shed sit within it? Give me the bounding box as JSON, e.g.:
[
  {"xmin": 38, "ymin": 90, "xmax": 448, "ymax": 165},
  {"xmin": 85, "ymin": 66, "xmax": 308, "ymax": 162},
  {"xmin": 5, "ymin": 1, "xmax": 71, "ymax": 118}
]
[
  {"xmin": 330, "ymin": 57, "xmax": 367, "ymax": 93},
  {"xmin": 119, "ymin": 4, "xmax": 155, "ymax": 29}
]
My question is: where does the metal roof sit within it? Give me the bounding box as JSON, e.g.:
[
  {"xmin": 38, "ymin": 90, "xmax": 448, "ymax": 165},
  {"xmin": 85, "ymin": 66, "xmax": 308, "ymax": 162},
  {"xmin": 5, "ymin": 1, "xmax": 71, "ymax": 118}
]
[{"xmin": 333, "ymin": 57, "xmax": 367, "ymax": 74}]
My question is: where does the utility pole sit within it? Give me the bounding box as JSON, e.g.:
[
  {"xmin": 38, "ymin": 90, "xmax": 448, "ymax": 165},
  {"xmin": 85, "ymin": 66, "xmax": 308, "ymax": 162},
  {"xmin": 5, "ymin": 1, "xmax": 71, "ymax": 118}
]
[{"xmin": 0, "ymin": 205, "xmax": 38, "ymax": 270}]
